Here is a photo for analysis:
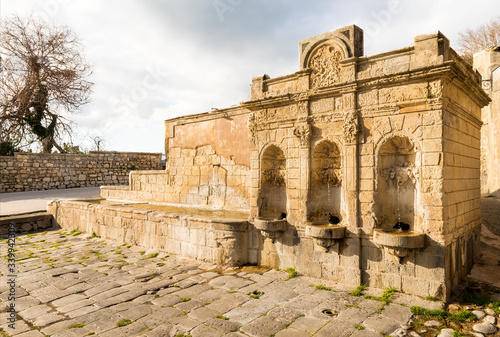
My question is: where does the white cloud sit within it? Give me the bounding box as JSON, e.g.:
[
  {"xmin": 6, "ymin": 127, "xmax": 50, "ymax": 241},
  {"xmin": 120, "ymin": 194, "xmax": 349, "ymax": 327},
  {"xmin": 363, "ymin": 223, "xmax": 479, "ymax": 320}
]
[{"xmin": 2, "ymin": 0, "xmax": 500, "ymax": 153}]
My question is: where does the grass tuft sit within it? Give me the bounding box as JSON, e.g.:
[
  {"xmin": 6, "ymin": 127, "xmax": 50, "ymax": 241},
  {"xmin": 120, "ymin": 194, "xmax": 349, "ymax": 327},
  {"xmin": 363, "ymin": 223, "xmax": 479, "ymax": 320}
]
[
  {"xmin": 284, "ymin": 267, "xmax": 298, "ymax": 280},
  {"xmin": 248, "ymin": 290, "xmax": 263, "ymax": 299},
  {"xmin": 348, "ymin": 285, "xmax": 366, "ymax": 296}
]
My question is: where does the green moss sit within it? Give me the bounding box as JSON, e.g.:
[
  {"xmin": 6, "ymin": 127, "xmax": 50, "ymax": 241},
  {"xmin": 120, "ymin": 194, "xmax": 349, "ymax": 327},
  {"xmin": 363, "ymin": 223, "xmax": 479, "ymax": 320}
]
[
  {"xmin": 315, "ymin": 285, "xmax": 332, "ymax": 291},
  {"xmin": 117, "ymin": 319, "xmax": 132, "ymax": 327},
  {"xmin": 410, "ymin": 306, "xmax": 447, "ymax": 319},
  {"xmin": 448, "ymin": 310, "xmax": 477, "ymax": 323},
  {"xmin": 215, "ymin": 315, "xmax": 229, "ymax": 320},
  {"xmin": 180, "ymin": 297, "xmax": 191, "ymax": 302},
  {"xmin": 68, "ymin": 323, "xmax": 85, "ymax": 329}
]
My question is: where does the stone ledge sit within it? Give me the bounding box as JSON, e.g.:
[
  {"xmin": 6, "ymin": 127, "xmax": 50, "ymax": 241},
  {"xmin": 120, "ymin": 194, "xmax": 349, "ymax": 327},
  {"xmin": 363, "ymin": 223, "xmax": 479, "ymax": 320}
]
[{"xmin": 0, "ymin": 213, "xmax": 53, "ymax": 235}]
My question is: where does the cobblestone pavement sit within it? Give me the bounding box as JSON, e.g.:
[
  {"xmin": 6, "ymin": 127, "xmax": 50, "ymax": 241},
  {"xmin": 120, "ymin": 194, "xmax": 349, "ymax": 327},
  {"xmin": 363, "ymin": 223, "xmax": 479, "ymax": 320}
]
[{"xmin": 0, "ymin": 230, "xmax": 444, "ymax": 337}]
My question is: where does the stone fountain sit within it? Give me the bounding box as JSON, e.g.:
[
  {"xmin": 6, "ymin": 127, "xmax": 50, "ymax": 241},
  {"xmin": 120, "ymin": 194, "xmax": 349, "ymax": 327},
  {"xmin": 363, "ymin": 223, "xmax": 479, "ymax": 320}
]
[{"xmin": 49, "ymin": 25, "xmax": 490, "ymax": 300}]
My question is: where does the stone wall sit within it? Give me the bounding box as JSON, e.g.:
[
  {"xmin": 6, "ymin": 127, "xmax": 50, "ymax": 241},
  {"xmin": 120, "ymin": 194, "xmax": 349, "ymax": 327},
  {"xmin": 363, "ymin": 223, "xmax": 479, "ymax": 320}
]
[
  {"xmin": 102, "ymin": 145, "xmax": 251, "ymax": 211},
  {"xmin": 0, "ymin": 151, "xmax": 162, "ymax": 193},
  {"xmin": 0, "ymin": 213, "xmax": 53, "ymax": 235},
  {"xmin": 103, "ymin": 115, "xmax": 252, "ymax": 212}
]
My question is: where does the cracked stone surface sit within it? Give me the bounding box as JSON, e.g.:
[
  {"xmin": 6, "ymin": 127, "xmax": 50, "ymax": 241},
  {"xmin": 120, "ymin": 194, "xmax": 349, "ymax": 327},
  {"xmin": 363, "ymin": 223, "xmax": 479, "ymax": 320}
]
[{"xmin": 0, "ymin": 230, "xmax": 430, "ymax": 336}]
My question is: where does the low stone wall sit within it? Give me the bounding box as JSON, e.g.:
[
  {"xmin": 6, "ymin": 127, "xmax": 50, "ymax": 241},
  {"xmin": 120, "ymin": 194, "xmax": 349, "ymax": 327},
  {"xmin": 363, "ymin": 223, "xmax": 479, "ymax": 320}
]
[
  {"xmin": 0, "ymin": 151, "xmax": 162, "ymax": 193},
  {"xmin": 0, "ymin": 213, "xmax": 53, "ymax": 235},
  {"xmin": 48, "ymin": 200, "xmax": 249, "ymax": 266}
]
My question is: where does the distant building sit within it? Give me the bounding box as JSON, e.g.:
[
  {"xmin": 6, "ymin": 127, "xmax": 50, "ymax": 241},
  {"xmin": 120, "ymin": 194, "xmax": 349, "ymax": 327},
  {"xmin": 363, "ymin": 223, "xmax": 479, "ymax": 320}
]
[{"xmin": 474, "ymin": 47, "xmax": 500, "ymax": 195}]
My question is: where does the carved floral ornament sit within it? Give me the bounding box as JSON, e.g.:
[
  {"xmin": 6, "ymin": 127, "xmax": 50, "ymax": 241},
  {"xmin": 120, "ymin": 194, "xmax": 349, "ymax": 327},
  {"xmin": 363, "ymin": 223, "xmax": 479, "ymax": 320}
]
[{"xmin": 309, "ymin": 44, "xmax": 343, "ymax": 89}]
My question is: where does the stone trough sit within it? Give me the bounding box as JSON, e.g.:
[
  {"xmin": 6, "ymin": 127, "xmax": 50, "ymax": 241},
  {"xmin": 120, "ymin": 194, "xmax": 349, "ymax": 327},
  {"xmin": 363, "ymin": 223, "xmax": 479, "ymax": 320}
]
[{"xmin": 49, "ymin": 199, "xmax": 250, "ymax": 267}]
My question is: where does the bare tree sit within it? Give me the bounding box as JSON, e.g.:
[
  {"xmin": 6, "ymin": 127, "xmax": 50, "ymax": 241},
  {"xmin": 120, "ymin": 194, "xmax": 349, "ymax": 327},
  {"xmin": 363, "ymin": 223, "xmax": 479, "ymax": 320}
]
[
  {"xmin": 458, "ymin": 17, "xmax": 500, "ymax": 63},
  {"xmin": 90, "ymin": 135, "xmax": 107, "ymax": 151},
  {"xmin": 0, "ymin": 14, "xmax": 93, "ymax": 153}
]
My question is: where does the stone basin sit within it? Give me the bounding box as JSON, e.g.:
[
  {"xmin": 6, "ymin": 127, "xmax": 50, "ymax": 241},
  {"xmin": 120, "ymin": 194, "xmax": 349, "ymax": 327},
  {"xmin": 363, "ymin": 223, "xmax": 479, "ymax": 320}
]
[
  {"xmin": 305, "ymin": 222, "xmax": 346, "ymax": 251},
  {"xmin": 252, "ymin": 217, "xmax": 287, "ymax": 232},
  {"xmin": 251, "ymin": 217, "xmax": 287, "ymax": 242},
  {"xmin": 305, "ymin": 222, "xmax": 346, "ymax": 239},
  {"xmin": 373, "ymin": 228, "xmax": 426, "ymax": 262},
  {"xmin": 373, "ymin": 228, "xmax": 425, "ymax": 249}
]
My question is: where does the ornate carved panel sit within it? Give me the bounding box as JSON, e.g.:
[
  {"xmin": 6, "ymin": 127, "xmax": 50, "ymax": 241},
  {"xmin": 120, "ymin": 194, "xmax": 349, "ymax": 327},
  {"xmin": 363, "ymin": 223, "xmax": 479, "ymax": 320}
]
[
  {"xmin": 310, "ymin": 98, "xmax": 333, "ymax": 114},
  {"xmin": 309, "ymin": 45, "xmax": 343, "ymax": 89}
]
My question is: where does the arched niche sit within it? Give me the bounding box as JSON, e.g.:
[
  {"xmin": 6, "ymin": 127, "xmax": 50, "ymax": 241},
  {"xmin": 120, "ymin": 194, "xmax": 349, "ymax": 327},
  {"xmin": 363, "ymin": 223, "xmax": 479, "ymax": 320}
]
[
  {"xmin": 376, "ymin": 136, "xmax": 420, "ymax": 231},
  {"xmin": 257, "ymin": 145, "xmax": 287, "ymax": 219},
  {"xmin": 308, "ymin": 140, "xmax": 343, "ymax": 223}
]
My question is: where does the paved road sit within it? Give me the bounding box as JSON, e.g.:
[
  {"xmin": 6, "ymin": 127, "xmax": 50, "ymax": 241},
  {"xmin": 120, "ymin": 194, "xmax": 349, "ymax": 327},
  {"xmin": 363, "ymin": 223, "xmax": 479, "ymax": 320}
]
[
  {"xmin": 0, "ymin": 230, "xmax": 447, "ymax": 337},
  {"xmin": 0, "ymin": 187, "xmax": 101, "ymax": 216},
  {"xmin": 469, "ymin": 196, "xmax": 500, "ymax": 288}
]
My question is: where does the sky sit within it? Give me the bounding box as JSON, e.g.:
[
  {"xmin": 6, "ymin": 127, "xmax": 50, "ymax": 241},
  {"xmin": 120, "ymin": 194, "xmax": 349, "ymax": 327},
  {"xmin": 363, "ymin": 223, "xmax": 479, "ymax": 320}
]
[{"xmin": 1, "ymin": 0, "xmax": 499, "ymax": 154}]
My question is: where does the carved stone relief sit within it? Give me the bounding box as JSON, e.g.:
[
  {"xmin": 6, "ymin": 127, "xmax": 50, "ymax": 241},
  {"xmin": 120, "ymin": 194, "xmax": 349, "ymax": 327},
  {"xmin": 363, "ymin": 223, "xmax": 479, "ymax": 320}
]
[
  {"xmin": 335, "ymin": 97, "xmax": 344, "ymax": 111},
  {"xmin": 263, "ymin": 167, "xmax": 286, "ymax": 186},
  {"xmin": 380, "ymin": 162, "xmax": 419, "ymax": 186},
  {"xmin": 428, "ymin": 80, "xmax": 443, "ymax": 98},
  {"xmin": 248, "ymin": 113, "xmax": 258, "ymax": 146},
  {"xmin": 309, "ymin": 45, "xmax": 343, "ymax": 89},
  {"xmin": 293, "ymin": 124, "xmax": 312, "ymax": 147},
  {"xmin": 342, "ymin": 110, "xmax": 359, "ymax": 144},
  {"xmin": 315, "ymin": 165, "xmax": 342, "ymax": 186},
  {"xmin": 310, "ymin": 98, "xmax": 333, "ymax": 114}
]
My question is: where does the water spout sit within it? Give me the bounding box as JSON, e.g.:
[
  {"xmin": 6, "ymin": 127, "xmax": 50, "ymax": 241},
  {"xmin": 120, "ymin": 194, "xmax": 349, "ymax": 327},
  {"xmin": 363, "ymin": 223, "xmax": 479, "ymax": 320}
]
[
  {"xmin": 329, "ymin": 216, "xmax": 340, "ymax": 225},
  {"xmin": 396, "ymin": 183, "xmax": 401, "ymax": 230}
]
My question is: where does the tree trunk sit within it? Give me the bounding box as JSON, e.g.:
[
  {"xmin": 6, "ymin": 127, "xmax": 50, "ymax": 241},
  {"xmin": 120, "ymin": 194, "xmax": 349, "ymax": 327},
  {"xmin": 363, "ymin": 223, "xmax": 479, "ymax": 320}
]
[
  {"xmin": 41, "ymin": 137, "xmax": 53, "ymax": 153},
  {"xmin": 41, "ymin": 136, "xmax": 65, "ymax": 153}
]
